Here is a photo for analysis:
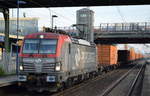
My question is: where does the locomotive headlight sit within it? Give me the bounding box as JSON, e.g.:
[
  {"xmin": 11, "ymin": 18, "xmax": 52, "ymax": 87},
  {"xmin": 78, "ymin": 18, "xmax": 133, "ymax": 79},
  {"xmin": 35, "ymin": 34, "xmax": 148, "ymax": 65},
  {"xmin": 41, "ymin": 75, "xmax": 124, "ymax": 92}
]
[
  {"xmin": 55, "ymin": 62, "xmax": 61, "ymax": 71},
  {"xmin": 40, "ymin": 35, "xmax": 44, "ymax": 38},
  {"xmin": 19, "ymin": 65, "xmax": 23, "ymax": 71},
  {"xmin": 55, "ymin": 65, "xmax": 60, "ymax": 71}
]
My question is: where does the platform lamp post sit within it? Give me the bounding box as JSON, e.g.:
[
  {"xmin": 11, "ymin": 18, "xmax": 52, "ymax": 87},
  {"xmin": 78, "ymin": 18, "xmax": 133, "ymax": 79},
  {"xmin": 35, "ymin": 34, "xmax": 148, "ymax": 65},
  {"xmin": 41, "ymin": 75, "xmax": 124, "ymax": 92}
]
[
  {"xmin": 16, "ymin": 0, "xmax": 26, "ymax": 76},
  {"xmin": 51, "ymin": 15, "xmax": 58, "ymax": 29}
]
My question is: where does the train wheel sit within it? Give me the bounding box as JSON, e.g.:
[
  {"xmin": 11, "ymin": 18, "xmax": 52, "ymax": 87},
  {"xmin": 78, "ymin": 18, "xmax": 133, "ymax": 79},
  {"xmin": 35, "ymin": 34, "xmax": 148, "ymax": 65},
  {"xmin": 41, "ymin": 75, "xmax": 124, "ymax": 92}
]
[
  {"xmin": 94, "ymin": 71, "xmax": 98, "ymax": 77},
  {"xmin": 104, "ymin": 69, "xmax": 107, "ymax": 73},
  {"xmin": 59, "ymin": 82, "xmax": 65, "ymax": 91},
  {"xmin": 66, "ymin": 79, "xmax": 72, "ymax": 88},
  {"xmin": 98, "ymin": 70, "xmax": 102, "ymax": 75},
  {"xmin": 77, "ymin": 75, "xmax": 82, "ymax": 83}
]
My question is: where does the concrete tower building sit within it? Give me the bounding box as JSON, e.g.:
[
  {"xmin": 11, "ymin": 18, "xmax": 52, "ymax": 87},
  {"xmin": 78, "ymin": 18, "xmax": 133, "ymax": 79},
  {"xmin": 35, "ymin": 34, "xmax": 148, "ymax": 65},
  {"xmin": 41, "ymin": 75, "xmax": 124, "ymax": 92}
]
[{"xmin": 76, "ymin": 8, "xmax": 94, "ymax": 42}]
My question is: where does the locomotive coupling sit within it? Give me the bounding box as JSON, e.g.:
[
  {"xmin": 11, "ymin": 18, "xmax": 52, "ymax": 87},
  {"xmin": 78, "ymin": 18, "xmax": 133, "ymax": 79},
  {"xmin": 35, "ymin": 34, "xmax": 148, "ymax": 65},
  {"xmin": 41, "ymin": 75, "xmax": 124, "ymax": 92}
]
[
  {"xmin": 46, "ymin": 76, "xmax": 56, "ymax": 82},
  {"xmin": 18, "ymin": 75, "xmax": 27, "ymax": 82}
]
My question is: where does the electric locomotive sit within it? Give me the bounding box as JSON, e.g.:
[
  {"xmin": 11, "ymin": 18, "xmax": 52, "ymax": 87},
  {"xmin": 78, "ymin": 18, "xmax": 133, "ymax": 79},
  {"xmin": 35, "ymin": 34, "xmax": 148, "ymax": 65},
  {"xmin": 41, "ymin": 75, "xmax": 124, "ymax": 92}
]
[{"xmin": 18, "ymin": 32, "xmax": 97, "ymax": 92}]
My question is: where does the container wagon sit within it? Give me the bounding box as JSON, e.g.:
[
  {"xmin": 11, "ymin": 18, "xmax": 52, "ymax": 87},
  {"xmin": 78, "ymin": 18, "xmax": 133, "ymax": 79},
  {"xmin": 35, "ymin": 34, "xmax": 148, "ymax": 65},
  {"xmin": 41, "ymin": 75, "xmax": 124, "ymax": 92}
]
[
  {"xmin": 97, "ymin": 44, "xmax": 118, "ymax": 71},
  {"xmin": 118, "ymin": 49, "xmax": 145, "ymax": 66},
  {"xmin": 129, "ymin": 48, "xmax": 136, "ymax": 61},
  {"xmin": 118, "ymin": 50, "xmax": 130, "ymax": 66}
]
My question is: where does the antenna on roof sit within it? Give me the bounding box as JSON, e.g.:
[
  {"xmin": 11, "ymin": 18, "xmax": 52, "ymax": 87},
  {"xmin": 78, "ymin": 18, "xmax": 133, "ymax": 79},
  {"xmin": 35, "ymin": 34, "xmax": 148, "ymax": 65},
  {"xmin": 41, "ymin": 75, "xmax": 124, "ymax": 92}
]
[
  {"xmin": 23, "ymin": 12, "xmax": 26, "ymax": 18},
  {"xmin": 86, "ymin": 6, "xmax": 90, "ymax": 9}
]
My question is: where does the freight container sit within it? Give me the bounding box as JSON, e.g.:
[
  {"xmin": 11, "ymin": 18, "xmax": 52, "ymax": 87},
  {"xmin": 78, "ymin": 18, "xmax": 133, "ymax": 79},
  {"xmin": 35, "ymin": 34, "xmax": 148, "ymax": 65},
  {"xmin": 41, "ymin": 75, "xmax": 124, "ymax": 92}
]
[
  {"xmin": 135, "ymin": 53, "xmax": 139, "ymax": 60},
  {"xmin": 118, "ymin": 50, "xmax": 130, "ymax": 65},
  {"xmin": 97, "ymin": 44, "xmax": 118, "ymax": 69},
  {"xmin": 135, "ymin": 53, "xmax": 142, "ymax": 60},
  {"xmin": 129, "ymin": 48, "xmax": 135, "ymax": 61},
  {"xmin": 139, "ymin": 53, "xmax": 143, "ymax": 59}
]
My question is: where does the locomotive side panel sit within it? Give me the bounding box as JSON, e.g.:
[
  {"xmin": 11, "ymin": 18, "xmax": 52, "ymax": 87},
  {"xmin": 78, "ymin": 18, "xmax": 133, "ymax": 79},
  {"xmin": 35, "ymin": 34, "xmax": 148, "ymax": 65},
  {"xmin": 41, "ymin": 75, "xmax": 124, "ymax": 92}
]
[
  {"xmin": 79, "ymin": 45, "xmax": 97, "ymax": 73},
  {"xmin": 59, "ymin": 42, "xmax": 70, "ymax": 82},
  {"xmin": 68, "ymin": 43, "xmax": 82, "ymax": 76},
  {"xmin": 67, "ymin": 43, "xmax": 97, "ymax": 77}
]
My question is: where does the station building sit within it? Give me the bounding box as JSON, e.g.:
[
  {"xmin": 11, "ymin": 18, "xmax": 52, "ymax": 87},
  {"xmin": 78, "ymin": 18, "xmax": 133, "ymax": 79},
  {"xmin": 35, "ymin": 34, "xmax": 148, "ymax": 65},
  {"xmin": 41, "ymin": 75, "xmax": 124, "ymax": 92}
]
[
  {"xmin": 0, "ymin": 17, "xmax": 39, "ymax": 58},
  {"xmin": 0, "ymin": 17, "xmax": 38, "ymax": 36}
]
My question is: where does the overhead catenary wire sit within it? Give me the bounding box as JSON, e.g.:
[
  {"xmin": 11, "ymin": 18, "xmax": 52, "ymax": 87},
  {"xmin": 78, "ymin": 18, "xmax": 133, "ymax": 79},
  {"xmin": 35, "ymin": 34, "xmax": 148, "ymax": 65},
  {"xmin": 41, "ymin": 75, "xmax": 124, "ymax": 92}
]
[
  {"xmin": 116, "ymin": 6, "xmax": 126, "ymax": 23},
  {"xmin": 25, "ymin": 0, "xmax": 75, "ymax": 23},
  {"xmin": 61, "ymin": 7, "xmax": 75, "ymax": 18},
  {"xmin": 47, "ymin": 8, "xmax": 75, "ymax": 22},
  {"xmin": 4, "ymin": 0, "xmax": 75, "ymax": 27},
  {"xmin": 25, "ymin": 0, "xmax": 74, "ymax": 19},
  {"xmin": 9, "ymin": 8, "xmax": 74, "ymax": 28}
]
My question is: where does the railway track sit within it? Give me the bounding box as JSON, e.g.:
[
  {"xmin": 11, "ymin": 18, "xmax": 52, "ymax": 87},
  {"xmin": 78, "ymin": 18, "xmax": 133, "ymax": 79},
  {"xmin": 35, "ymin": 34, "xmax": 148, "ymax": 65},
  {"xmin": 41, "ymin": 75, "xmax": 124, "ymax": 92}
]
[
  {"xmin": 0, "ymin": 64, "xmax": 139, "ymax": 96},
  {"xmin": 100, "ymin": 63, "xmax": 146, "ymax": 96},
  {"xmin": 51, "ymin": 65, "xmax": 135, "ymax": 96},
  {"xmin": 51, "ymin": 72, "xmax": 110, "ymax": 96}
]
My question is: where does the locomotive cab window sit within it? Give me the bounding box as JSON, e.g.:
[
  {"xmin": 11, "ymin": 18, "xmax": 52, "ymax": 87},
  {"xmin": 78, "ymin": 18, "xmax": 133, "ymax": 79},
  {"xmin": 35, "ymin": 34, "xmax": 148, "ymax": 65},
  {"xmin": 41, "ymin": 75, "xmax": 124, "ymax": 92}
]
[
  {"xmin": 23, "ymin": 39, "xmax": 39, "ymax": 53},
  {"xmin": 39, "ymin": 39, "xmax": 57, "ymax": 54},
  {"xmin": 23, "ymin": 39, "xmax": 57, "ymax": 54}
]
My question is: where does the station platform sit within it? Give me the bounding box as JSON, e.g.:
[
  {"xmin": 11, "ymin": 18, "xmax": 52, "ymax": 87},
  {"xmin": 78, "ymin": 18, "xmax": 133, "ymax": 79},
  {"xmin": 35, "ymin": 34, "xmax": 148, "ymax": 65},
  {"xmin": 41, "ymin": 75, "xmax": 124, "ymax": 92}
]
[
  {"xmin": 142, "ymin": 64, "xmax": 150, "ymax": 96},
  {"xmin": 0, "ymin": 75, "xmax": 17, "ymax": 87}
]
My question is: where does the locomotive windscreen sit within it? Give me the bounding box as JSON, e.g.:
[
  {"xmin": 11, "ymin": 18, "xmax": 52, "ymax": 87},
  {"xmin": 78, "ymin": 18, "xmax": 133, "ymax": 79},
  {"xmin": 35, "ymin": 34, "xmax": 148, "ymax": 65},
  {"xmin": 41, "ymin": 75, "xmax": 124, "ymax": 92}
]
[{"xmin": 23, "ymin": 39, "xmax": 57, "ymax": 54}]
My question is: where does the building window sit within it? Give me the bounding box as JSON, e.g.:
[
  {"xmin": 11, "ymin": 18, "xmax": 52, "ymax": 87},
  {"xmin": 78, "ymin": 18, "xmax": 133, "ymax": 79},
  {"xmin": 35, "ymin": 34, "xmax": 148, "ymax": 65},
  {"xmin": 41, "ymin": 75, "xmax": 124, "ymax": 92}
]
[{"xmin": 80, "ymin": 14, "xmax": 87, "ymax": 17}]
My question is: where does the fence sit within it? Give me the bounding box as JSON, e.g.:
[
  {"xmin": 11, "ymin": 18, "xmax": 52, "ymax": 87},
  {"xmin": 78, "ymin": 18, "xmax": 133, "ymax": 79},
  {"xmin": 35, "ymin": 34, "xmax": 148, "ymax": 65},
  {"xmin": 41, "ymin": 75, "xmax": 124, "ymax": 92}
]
[
  {"xmin": 98, "ymin": 22, "xmax": 150, "ymax": 33},
  {"xmin": 50, "ymin": 22, "xmax": 150, "ymax": 35},
  {"xmin": 0, "ymin": 52, "xmax": 16, "ymax": 74}
]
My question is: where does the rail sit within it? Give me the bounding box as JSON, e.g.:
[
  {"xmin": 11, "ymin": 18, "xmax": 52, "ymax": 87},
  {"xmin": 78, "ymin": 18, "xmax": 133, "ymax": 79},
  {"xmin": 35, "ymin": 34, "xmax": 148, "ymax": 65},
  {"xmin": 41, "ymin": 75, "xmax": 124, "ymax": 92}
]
[
  {"xmin": 52, "ymin": 70, "xmax": 122, "ymax": 96},
  {"xmin": 126, "ymin": 64, "xmax": 145, "ymax": 96},
  {"xmin": 100, "ymin": 64, "xmax": 145, "ymax": 96}
]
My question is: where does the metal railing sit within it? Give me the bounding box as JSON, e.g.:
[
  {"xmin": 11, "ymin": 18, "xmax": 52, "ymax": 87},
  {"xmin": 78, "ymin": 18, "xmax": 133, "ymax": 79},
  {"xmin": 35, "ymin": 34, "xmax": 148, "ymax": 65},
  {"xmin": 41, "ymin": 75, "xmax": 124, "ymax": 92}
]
[
  {"xmin": 0, "ymin": 22, "xmax": 148, "ymax": 37},
  {"xmin": 51, "ymin": 22, "xmax": 150, "ymax": 35},
  {"xmin": 97, "ymin": 22, "xmax": 150, "ymax": 33}
]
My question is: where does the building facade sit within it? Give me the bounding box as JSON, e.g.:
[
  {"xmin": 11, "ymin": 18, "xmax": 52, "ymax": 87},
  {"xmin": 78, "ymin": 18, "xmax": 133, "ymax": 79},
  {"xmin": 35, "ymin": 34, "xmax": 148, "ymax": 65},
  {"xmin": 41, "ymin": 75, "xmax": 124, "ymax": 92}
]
[
  {"xmin": 76, "ymin": 8, "xmax": 94, "ymax": 42},
  {"xmin": 0, "ymin": 17, "xmax": 38, "ymax": 36}
]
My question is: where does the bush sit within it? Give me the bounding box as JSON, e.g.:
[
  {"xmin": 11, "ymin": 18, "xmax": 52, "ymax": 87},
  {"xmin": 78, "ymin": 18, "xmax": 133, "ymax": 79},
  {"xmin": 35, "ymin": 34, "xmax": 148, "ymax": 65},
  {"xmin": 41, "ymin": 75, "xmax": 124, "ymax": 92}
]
[{"xmin": 0, "ymin": 67, "xmax": 5, "ymax": 76}]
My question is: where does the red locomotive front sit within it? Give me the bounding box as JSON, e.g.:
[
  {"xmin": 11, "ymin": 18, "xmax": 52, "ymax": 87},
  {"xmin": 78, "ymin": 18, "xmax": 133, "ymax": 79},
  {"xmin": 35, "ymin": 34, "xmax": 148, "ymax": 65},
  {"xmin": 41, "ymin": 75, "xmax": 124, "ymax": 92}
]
[{"xmin": 18, "ymin": 32, "xmax": 71, "ymax": 92}]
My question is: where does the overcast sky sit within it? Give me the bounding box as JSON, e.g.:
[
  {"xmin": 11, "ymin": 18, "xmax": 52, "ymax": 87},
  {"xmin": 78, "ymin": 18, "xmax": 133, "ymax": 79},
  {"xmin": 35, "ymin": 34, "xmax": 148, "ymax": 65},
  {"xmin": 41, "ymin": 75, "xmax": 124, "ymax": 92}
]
[
  {"xmin": 0, "ymin": 5, "xmax": 150, "ymax": 53},
  {"xmin": 0, "ymin": 5, "xmax": 149, "ymax": 28}
]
